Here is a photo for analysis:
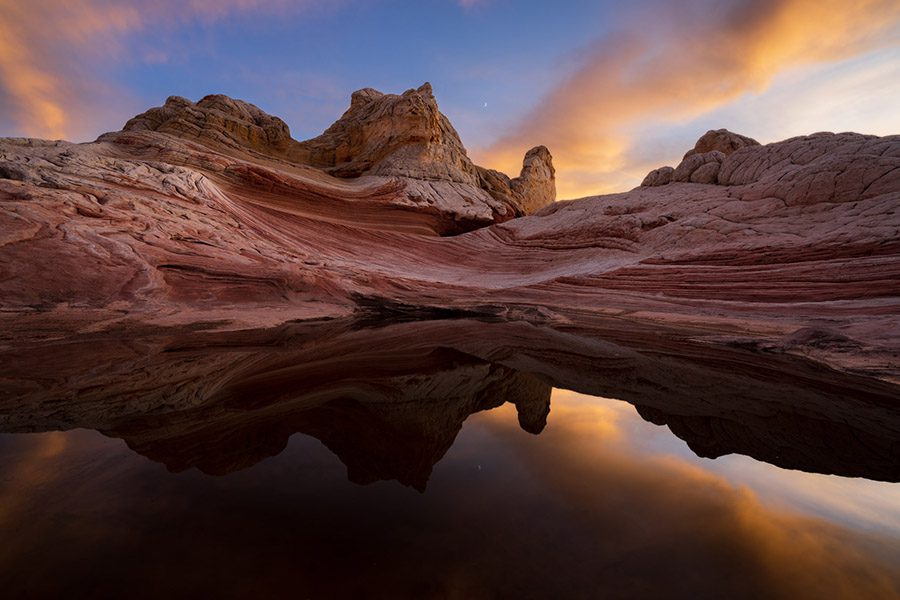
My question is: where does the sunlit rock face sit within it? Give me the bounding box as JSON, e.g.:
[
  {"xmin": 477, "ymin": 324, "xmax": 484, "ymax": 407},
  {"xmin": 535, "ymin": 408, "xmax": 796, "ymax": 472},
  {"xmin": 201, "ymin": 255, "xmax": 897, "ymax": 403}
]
[
  {"xmin": 509, "ymin": 145, "xmax": 556, "ymax": 213},
  {"xmin": 293, "ymin": 82, "xmax": 555, "ymax": 213}
]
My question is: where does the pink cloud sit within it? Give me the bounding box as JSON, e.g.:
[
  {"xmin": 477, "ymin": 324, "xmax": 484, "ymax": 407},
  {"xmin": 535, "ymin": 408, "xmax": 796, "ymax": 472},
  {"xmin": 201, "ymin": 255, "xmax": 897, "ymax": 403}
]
[{"xmin": 0, "ymin": 0, "xmax": 323, "ymax": 140}]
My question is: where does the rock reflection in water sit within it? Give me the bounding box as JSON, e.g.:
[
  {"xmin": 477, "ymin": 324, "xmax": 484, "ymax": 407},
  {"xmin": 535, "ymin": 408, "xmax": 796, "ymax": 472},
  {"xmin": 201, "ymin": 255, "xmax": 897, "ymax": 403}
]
[
  {"xmin": 1, "ymin": 316, "xmax": 898, "ymax": 486},
  {"xmin": 0, "ymin": 393, "xmax": 899, "ymax": 599},
  {"xmin": 119, "ymin": 351, "xmax": 550, "ymax": 491}
]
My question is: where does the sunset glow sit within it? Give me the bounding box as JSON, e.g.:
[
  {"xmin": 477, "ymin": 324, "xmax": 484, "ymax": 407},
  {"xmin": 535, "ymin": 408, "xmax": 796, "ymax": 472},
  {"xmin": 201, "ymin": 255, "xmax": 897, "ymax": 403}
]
[
  {"xmin": 2, "ymin": 0, "xmax": 897, "ymax": 198},
  {"xmin": 1, "ymin": 2, "xmax": 898, "ymax": 597}
]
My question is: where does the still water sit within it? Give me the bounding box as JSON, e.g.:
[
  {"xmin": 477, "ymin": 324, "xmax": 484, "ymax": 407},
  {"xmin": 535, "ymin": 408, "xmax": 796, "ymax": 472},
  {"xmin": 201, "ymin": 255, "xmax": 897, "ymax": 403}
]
[
  {"xmin": 1, "ymin": 388, "xmax": 898, "ymax": 599},
  {"xmin": 1, "ymin": 318, "xmax": 899, "ymax": 598}
]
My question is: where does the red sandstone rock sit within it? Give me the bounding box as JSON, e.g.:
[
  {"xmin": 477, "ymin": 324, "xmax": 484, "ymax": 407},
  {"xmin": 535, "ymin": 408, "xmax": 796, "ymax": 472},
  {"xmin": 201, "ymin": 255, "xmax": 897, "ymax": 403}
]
[{"xmin": 0, "ymin": 93, "xmax": 898, "ymax": 382}]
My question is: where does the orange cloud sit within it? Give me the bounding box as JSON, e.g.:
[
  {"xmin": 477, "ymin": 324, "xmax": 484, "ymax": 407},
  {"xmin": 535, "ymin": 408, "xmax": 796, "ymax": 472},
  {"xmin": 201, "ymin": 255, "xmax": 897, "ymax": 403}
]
[
  {"xmin": 477, "ymin": 0, "xmax": 900, "ymax": 199},
  {"xmin": 0, "ymin": 0, "xmax": 321, "ymax": 140},
  {"xmin": 0, "ymin": 0, "xmax": 141, "ymax": 139}
]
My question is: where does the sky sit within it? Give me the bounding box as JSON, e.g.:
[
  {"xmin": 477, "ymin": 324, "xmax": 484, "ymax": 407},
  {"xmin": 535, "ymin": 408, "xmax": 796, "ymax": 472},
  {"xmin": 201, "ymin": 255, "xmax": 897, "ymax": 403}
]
[{"xmin": 1, "ymin": 0, "xmax": 899, "ymax": 199}]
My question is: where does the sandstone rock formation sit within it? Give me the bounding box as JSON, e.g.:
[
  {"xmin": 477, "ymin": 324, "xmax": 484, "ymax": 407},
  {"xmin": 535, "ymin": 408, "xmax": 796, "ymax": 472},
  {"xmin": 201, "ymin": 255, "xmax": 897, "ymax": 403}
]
[
  {"xmin": 293, "ymin": 83, "xmax": 474, "ymax": 181},
  {"xmin": 1, "ymin": 93, "xmax": 899, "ymax": 396},
  {"xmin": 2, "ymin": 89, "xmax": 900, "ymax": 485},
  {"xmin": 508, "ymin": 145, "xmax": 556, "ymax": 213},
  {"xmin": 644, "ymin": 128, "xmax": 760, "ymax": 186},
  {"xmin": 115, "ymin": 83, "xmax": 554, "ymax": 231},
  {"xmin": 671, "ymin": 149, "xmax": 725, "ymax": 183},
  {"xmin": 640, "ymin": 165, "xmax": 673, "ymax": 187},
  {"xmin": 123, "ymin": 94, "xmax": 295, "ymax": 157},
  {"xmin": 2, "ymin": 88, "xmax": 898, "ymax": 600},
  {"xmin": 683, "ymin": 128, "xmax": 759, "ymax": 158}
]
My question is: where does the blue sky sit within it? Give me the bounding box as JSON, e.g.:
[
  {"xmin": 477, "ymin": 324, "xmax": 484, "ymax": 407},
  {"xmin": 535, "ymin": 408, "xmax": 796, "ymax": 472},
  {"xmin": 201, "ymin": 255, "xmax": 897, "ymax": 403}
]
[
  {"xmin": 1, "ymin": 0, "xmax": 898, "ymax": 197},
  {"xmin": 112, "ymin": 1, "xmax": 612, "ymax": 139}
]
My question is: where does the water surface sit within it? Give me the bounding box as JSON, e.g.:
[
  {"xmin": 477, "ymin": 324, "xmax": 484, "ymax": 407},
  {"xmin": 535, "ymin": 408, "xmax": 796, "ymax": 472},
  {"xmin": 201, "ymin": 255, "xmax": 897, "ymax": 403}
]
[{"xmin": 1, "ymin": 318, "xmax": 898, "ymax": 598}]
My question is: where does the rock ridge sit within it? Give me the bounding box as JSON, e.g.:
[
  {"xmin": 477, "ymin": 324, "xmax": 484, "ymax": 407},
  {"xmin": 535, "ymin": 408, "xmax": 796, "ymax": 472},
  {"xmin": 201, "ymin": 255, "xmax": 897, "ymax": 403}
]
[
  {"xmin": 642, "ymin": 128, "xmax": 899, "ymax": 203},
  {"xmin": 117, "ymin": 84, "xmax": 555, "ymax": 225},
  {"xmin": 1, "ymin": 93, "xmax": 898, "ymax": 383},
  {"xmin": 123, "ymin": 94, "xmax": 295, "ymax": 157}
]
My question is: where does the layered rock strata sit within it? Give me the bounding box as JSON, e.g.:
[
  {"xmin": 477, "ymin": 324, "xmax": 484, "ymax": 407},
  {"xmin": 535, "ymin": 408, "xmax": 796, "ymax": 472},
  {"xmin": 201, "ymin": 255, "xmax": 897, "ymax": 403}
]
[
  {"xmin": 0, "ymin": 91, "xmax": 898, "ymax": 387},
  {"xmin": 116, "ymin": 83, "xmax": 555, "ymax": 232}
]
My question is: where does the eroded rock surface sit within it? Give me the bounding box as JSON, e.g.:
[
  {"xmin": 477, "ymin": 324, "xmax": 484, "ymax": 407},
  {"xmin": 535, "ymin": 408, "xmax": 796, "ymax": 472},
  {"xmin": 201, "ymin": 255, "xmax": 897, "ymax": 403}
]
[
  {"xmin": 1, "ymin": 92, "xmax": 899, "ymax": 485},
  {"xmin": 672, "ymin": 150, "xmax": 725, "ymax": 183},
  {"xmin": 113, "ymin": 84, "xmax": 553, "ymax": 230},
  {"xmin": 294, "ymin": 83, "xmax": 474, "ymax": 182},
  {"xmin": 123, "ymin": 94, "xmax": 295, "ymax": 158},
  {"xmin": 683, "ymin": 128, "xmax": 759, "ymax": 158},
  {"xmin": 640, "ymin": 165, "xmax": 673, "ymax": 187},
  {"xmin": 1, "ymin": 97, "xmax": 899, "ymax": 385}
]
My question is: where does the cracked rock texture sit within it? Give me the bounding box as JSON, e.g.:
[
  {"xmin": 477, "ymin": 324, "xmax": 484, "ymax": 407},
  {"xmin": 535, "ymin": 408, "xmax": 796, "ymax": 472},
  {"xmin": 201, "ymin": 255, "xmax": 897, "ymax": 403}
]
[
  {"xmin": 683, "ymin": 128, "xmax": 759, "ymax": 158},
  {"xmin": 0, "ymin": 98, "xmax": 898, "ymax": 383}
]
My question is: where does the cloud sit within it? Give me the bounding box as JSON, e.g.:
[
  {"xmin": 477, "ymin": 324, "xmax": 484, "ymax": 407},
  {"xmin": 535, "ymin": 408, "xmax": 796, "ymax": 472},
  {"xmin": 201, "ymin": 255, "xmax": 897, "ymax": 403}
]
[
  {"xmin": 670, "ymin": 45, "xmax": 900, "ymax": 144},
  {"xmin": 0, "ymin": 0, "xmax": 321, "ymax": 140},
  {"xmin": 476, "ymin": 0, "xmax": 900, "ymax": 198},
  {"xmin": 0, "ymin": 0, "xmax": 140, "ymax": 139}
]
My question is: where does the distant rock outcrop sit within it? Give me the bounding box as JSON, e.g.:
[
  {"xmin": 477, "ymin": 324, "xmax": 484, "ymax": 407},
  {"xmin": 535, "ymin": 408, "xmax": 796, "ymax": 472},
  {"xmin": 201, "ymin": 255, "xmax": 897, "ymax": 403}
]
[
  {"xmin": 640, "ymin": 165, "xmax": 674, "ymax": 187},
  {"xmin": 293, "ymin": 83, "xmax": 475, "ymax": 182},
  {"xmin": 672, "ymin": 150, "xmax": 725, "ymax": 183},
  {"xmin": 683, "ymin": 128, "xmax": 759, "ymax": 158},
  {"xmin": 642, "ymin": 129, "xmax": 899, "ymax": 208},
  {"xmin": 509, "ymin": 145, "xmax": 556, "ymax": 213},
  {"xmin": 643, "ymin": 128, "xmax": 758, "ymax": 186},
  {"xmin": 475, "ymin": 146, "xmax": 556, "ymax": 216},
  {"xmin": 123, "ymin": 94, "xmax": 295, "ymax": 157}
]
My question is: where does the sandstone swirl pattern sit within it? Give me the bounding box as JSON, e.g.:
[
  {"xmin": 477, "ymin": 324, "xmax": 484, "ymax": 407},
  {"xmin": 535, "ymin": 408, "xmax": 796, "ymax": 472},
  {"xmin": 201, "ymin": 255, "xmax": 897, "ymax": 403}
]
[{"xmin": 0, "ymin": 86, "xmax": 898, "ymax": 384}]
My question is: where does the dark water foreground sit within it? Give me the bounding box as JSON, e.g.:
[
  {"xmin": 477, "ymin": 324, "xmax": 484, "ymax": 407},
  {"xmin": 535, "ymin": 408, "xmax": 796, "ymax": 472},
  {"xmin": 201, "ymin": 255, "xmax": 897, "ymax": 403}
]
[{"xmin": 1, "ymin": 317, "xmax": 898, "ymax": 599}]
